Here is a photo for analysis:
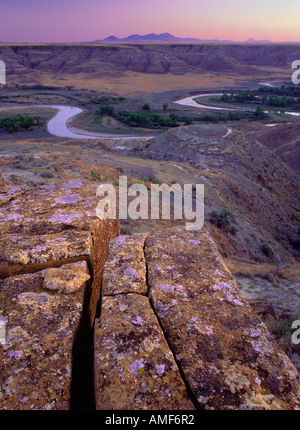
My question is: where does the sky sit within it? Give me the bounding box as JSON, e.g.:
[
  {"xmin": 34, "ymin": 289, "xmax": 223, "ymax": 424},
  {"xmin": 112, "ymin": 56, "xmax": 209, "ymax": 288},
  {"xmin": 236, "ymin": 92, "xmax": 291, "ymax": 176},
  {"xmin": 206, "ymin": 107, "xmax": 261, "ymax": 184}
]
[{"xmin": 0, "ymin": 0, "xmax": 299, "ymax": 43}]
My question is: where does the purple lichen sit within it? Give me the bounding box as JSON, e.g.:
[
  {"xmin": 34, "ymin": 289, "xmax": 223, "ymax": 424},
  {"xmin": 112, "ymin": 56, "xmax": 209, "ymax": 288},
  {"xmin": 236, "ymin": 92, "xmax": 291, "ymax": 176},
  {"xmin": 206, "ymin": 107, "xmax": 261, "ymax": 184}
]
[
  {"xmin": 114, "ymin": 236, "xmax": 125, "ymax": 245},
  {"xmin": 63, "ymin": 181, "xmax": 84, "ymax": 188},
  {"xmin": 49, "ymin": 212, "xmax": 83, "ymax": 224},
  {"xmin": 188, "ymin": 239, "xmax": 200, "ymax": 245},
  {"xmin": 156, "ymin": 364, "xmax": 165, "ymax": 375},
  {"xmin": 55, "ymin": 194, "xmax": 82, "ymax": 204},
  {"xmin": 130, "ymin": 359, "xmax": 144, "ymax": 375},
  {"xmin": 124, "ymin": 269, "xmax": 139, "ymax": 279},
  {"xmin": 132, "ymin": 316, "xmax": 144, "ymax": 326}
]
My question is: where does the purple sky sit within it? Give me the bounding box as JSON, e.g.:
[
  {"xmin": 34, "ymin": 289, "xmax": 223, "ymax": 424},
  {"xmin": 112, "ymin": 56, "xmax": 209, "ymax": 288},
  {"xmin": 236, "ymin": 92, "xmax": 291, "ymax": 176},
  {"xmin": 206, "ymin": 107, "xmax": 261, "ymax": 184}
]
[{"xmin": 0, "ymin": 0, "xmax": 299, "ymax": 43}]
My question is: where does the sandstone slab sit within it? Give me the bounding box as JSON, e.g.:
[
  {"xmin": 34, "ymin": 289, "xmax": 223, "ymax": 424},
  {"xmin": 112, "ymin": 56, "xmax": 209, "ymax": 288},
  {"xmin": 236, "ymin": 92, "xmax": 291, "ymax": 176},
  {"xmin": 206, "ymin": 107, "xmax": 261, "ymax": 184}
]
[
  {"xmin": 102, "ymin": 233, "xmax": 148, "ymax": 296},
  {"xmin": 144, "ymin": 227, "xmax": 300, "ymax": 410},
  {"xmin": 94, "ymin": 293, "xmax": 194, "ymax": 410},
  {"xmin": 0, "ymin": 261, "xmax": 90, "ymax": 410},
  {"xmin": 0, "ymin": 181, "xmax": 99, "ymax": 277}
]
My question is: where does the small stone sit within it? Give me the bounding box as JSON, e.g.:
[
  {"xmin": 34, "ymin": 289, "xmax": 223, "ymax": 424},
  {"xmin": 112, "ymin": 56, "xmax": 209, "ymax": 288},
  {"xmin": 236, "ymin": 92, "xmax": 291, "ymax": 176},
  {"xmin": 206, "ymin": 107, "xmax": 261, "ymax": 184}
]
[{"xmin": 42, "ymin": 261, "xmax": 90, "ymax": 294}]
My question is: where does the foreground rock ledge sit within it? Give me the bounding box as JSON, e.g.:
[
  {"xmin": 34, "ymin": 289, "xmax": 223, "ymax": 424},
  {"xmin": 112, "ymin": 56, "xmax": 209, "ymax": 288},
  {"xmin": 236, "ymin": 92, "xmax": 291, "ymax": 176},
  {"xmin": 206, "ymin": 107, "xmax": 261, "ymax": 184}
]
[
  {"xmin": 0, "ymin": 261, "xmax": 90, "ymax": 410},
  {"xmin": 95, "ymin": 227, "xmax": 300, "ymax": 410},
  {"xmin": 145, "ymin": 227, "xmax": 300, "ymax": 410},
  {"xmin": 0, "ymin": 181, "xmax": 117, "ymax": 279},
  {"xmin": 102, "ymin": 233, "xmax": 148, "ymax": 296},
  {"xmin": 94, "ymin": 293, "xmax": 194, "ymax": 410}
]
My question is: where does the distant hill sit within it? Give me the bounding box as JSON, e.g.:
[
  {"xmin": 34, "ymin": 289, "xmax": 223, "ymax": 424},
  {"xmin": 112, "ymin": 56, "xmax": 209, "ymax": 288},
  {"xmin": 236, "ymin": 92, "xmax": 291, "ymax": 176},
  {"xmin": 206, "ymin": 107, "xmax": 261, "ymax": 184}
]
[{"xmin": 93, "ymin": 33, "xmax": 274, "ymax": 44}]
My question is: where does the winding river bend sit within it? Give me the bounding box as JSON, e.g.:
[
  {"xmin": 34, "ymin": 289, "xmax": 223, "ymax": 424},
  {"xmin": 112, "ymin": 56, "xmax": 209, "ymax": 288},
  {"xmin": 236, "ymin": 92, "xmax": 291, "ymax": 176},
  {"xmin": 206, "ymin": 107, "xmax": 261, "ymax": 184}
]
[
  {"xmin": 174, "ymin": 93, "xmax": 300, "ymax": 117},
  {"xmin": 0, "ymin": 105, "xmax": 156, "ymax": 140},
  {"xmin": 0, "ymin": 93, "xmax": 298, "ymax": 141}
]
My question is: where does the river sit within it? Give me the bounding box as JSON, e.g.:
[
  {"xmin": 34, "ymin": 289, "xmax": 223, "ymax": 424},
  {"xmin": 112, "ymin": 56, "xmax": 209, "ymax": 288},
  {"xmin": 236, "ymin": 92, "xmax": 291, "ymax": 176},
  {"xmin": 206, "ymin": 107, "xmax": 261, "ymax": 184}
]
[{"xmin": 0, "ymin": 94, "xmax": 298, "ymax": 141}]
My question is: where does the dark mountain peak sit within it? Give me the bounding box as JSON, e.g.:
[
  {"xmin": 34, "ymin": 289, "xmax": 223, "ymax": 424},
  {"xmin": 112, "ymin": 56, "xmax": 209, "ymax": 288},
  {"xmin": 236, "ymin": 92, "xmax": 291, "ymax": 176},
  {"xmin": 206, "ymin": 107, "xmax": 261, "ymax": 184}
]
[{"xmin": 94, "ymin": 33, "xmax": 274, "ymax": 44}]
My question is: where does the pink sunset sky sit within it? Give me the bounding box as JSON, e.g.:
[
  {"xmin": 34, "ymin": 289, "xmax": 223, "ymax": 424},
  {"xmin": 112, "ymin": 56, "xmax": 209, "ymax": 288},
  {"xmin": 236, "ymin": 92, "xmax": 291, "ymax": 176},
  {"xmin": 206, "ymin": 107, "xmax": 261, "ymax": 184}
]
[{"xmin": 0, "ymin": 0, "xmax": 299, "ymax": 43}]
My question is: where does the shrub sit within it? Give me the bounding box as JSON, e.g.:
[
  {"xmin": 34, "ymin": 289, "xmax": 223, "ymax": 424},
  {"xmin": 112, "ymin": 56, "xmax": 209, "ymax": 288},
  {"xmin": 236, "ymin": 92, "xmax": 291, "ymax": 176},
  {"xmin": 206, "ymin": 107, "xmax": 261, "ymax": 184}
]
[
  {"xmin": 151, "ymin": 177, "xmax": 161, "ymax": 184},
  {"xmin": 99, "ymin": 105, "xmax": 114, "ymax": 116},
  {"xmin": 253, "ymin": 106, "xmax": 267, "ymax": 120},
  {"xmin": 210, "ymin": 208, "xmax": 232, "ymax": 229},
  {"xmin": 229, "ymin": 225, "xmax": 238, "ymax": 235},
  {"xmin": 274, "ymin": 225, "xmax": 282, "ymax": 242},
  {"xmin": 91, "ymin": 170, "xmax": 102, "ymax": 181},
  {"xmin": 261, "ymin": 243, "xmax": 273, "ymax": 257},
  {"xmin": 184, "ymin": 116, "xmax": 193, "ymax": 125},
  {"xmin": 40, "ymin": 169, "xmax": 54, "ymax": 178},
  {"xmin": 0, "ymin": 114, "xmax": 41, "ymax": 133}
]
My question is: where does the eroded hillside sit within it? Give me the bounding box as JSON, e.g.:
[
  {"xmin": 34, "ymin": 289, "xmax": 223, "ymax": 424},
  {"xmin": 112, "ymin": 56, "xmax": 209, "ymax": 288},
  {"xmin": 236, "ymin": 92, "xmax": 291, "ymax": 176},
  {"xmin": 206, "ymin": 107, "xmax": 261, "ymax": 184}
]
[
  {"xmin": 0, "ymin": 43, "xmax": 296, "ymax": 94},
  {"xmin": 134, "ymin": 125, "xmax": 300, "ymax": 263},
  {"xmin": 1, "ymin": 43, "xmax": 300, "ymax": 75}
]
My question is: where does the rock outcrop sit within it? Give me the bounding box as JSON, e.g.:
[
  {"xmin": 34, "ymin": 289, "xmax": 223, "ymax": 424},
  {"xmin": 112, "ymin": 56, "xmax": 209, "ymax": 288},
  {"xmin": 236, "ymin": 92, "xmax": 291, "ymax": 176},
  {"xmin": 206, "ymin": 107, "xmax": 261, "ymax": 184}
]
[
  {"xmin": 1, "ymin": 178, "xmax": 299, "ymax": 410},
  {"xmin": 0, "ymin": 181, "xmax": 119, "ymax": 409},
  {"xmin": 94, "ymin": 228, "xmax": 300, "ymax": 410},
  {"xmin": 0, "ymin": 261, "xmax": 90, "ymax": 410}
]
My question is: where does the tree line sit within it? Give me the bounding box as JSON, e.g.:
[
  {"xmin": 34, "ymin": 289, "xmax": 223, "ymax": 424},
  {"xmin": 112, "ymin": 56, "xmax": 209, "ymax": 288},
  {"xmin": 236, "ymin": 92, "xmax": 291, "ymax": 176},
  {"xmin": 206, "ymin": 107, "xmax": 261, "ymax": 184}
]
[
  {"xmin": 221, "ymin": 88, "xmax": 300, "ymax": 109},
  {"xmin": 0, "ymin": 114, "xmax": 41, "ymax": 133}
]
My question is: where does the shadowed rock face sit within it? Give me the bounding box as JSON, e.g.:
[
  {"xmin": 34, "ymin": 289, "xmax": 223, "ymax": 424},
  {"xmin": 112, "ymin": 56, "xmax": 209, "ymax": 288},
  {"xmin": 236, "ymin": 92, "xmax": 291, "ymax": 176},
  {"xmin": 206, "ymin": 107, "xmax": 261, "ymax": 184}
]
[
  {"xmin": 236, "ymin": 122, "xmax": 300, "ymax": 176},
  {"xmin": 94, "ymin": 228, "xmax": 300, "ymax": 410}
]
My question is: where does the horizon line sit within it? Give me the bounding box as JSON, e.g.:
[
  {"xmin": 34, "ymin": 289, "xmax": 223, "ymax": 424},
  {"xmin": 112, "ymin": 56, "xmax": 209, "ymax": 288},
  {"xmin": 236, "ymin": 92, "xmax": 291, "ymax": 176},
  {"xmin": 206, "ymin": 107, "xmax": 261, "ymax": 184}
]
[{"xmin": 1, "ymin": 32, "xmax": 300, "ymax": 45}]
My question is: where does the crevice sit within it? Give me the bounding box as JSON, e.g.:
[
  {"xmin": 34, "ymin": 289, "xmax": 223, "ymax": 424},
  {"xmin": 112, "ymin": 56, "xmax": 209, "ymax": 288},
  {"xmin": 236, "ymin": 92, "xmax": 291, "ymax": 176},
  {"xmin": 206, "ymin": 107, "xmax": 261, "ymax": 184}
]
[
  {"xmin": 70, "ymin": 271, "xmax": 95, "ymax": 410},
  {"xmin": 102, "ymin": 290, "xmax": 148, "ymax": 298},
  {"xmin": 143, "ymin": 238, "xmax": 201, "ymax": 410},
  {"xmin": 70, "ymin": 222, "xmax": 119, "ymax": 409},
  {"xmin": 0, "ymin": 255, "xmax": 90, "ymax": 280}
]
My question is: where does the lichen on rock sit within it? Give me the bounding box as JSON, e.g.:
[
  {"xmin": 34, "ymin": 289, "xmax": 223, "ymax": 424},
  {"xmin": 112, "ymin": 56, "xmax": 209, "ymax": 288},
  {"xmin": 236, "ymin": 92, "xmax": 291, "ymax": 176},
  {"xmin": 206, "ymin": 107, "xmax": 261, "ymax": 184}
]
[{"xmin": 42, "ymin": 261, "xmax": 90, "ymax": 294}]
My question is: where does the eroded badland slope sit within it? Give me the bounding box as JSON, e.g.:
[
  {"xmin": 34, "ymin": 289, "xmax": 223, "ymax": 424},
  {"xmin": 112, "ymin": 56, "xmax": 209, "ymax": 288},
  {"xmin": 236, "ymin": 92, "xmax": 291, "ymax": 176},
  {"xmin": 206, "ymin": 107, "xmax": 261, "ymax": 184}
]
[
  {"xmin": 134, "ymin": 125, "xmax": 300, "ymax": 263},
  {"xmin": 0, "ymin": 43, "xmax": 298, "ymax": 94}
]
